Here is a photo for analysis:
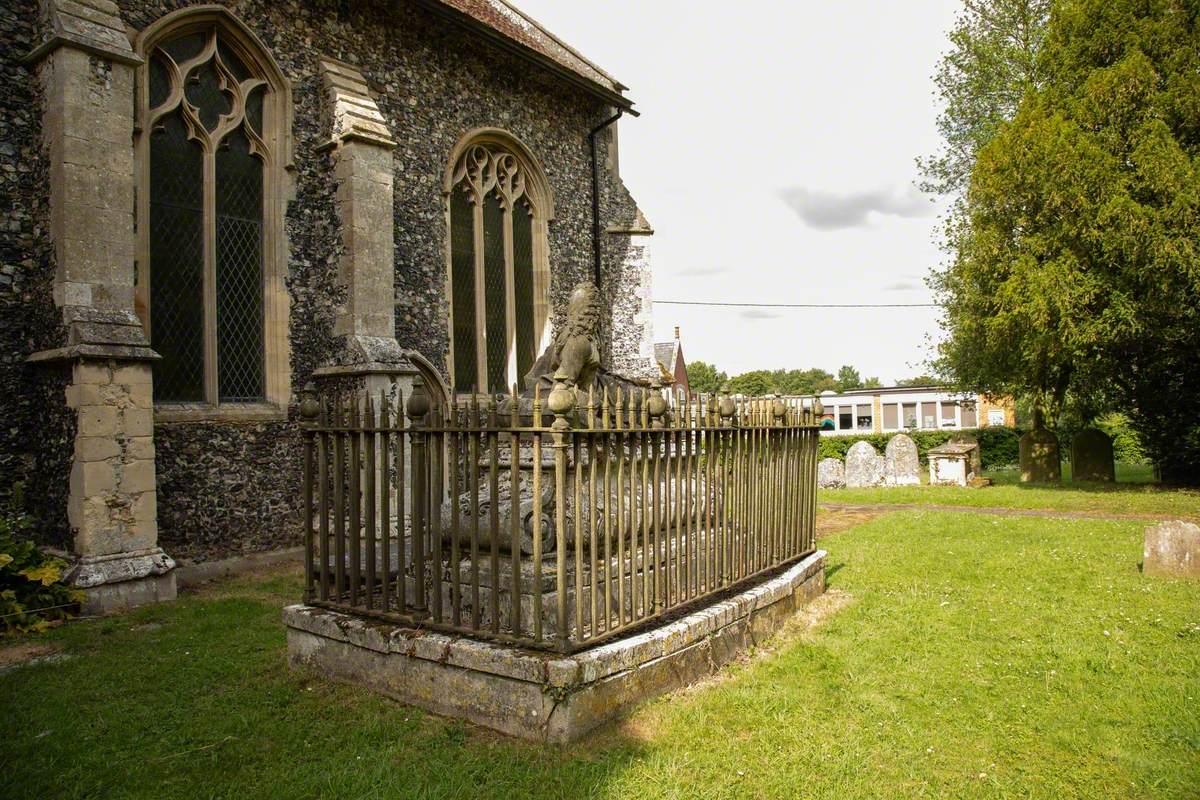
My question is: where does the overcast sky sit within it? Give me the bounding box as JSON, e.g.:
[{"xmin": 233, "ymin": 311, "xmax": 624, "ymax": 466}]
[{"xmin": 516, "ymin": 0, "xmax": 962, "ymax": 383}]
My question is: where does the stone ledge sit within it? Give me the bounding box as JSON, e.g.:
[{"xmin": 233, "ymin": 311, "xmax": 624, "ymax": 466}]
[
  {"xmin": 285, "ymin": 549, "xmax": 826, "ymax": 741},
  {"xmin": 68, "ymin": 546, "xmax": 176, "ymax": 589}
]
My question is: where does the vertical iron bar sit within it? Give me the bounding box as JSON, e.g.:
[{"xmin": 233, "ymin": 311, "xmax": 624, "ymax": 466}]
[
  {"xmin": 509, "ymin": 385, "xmax": 522, "ymax": 637},
  {"xmin": 364, "ymin": 394, "xmax": 376, "ymax": 609},
  {"xmin": 317, "ymin": 398, "xmax": 330, "ymax": 602},
  {"xmin": 379, "ymin": 390, "xmax": 391, "ymax": 613},
  {"xmin": 333, "ymin": 395, "xmax": 346, "ymax": 603}
]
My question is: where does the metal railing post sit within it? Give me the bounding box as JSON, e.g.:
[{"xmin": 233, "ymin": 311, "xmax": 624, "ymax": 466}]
[{"xmin": 548, "ymin": 371, "xmax": 576, "ymax": 651}]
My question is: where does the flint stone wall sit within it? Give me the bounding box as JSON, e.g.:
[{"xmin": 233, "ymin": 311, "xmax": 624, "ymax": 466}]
[{"xmin": 5, "ymin": 0, "xmax": 650, "ymax": 559}]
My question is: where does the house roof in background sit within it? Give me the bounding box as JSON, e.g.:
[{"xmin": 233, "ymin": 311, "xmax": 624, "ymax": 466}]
[
  {"xmin": 416, "ymin": 0, "xmax": 636, "ymax": 111},
  {"xmin": 654, "ymin": 341, "xmax": 678, "ymax": 370}
]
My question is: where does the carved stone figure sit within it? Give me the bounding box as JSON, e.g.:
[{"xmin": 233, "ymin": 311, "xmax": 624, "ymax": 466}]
[{"xmin": 524, "ymin": 281, "xmax": 603, "ymax": 395}]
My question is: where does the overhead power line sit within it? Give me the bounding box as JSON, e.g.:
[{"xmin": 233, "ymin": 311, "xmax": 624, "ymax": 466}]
[{"xmin": 653, "ymin": 300, "xmax": 942, "ymax": 309}]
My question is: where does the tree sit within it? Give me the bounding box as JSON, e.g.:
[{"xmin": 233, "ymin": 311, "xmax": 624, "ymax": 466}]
[
  {"xmin": 919, "ymin": 0, "xmax": 1051, "ymax": 195},
  {"xmin": 727, "ymin": 370, "xmax": 774, "ymax": 397},
  {"xmin": 686, "ymin": 360, "xmax": 727, "ymax": 395},
  {"xmin": 895, "ymin": 375, "xmax": 941, "ymax": 387},
  {"xmin": 862, "ymin": 377, "xmax": 883, "ymax": 389},
  {"xmin": 933, "ymin": 0, "xmax": 1200, "ymax": 483},
  {"xmin": 836, "ymin": 366, "xmax": 862, "ymax": 392}
]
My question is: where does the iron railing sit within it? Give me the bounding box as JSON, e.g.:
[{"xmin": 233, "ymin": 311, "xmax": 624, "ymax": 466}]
[{"xmin": 299, "ymin": 378, "xmax": 820, "ymax": 653}]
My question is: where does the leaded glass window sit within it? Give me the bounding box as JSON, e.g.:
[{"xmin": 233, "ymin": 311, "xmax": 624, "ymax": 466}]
[
  {"xmin": 143, "ymin": 25, "xmax": 272, "ymax": 405},
  {"xmin": 447, "ymin": 142, "xmax": 546, "ymax": 394}
]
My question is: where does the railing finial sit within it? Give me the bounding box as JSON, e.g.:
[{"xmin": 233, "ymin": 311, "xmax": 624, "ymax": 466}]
[
  {"xmin": 299, "ymin": 380, "xmax": 320, "ymax": 425},
  {"xmin": 718, "ymin": 383, "xmax": 735, "ymax": 426},
  {"xmin": 548, "ymin": 369, "xmax": 576, "ymax": 431},
  {"xmin": 648, "ymin": 379, "xmax": 667, "ymax": 429}
]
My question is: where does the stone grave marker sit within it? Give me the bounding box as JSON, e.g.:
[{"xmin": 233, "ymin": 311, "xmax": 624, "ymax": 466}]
[
  {"xmin": 1071, "ymin": 428, "xmax": 1115, "ymax": 482},
  {"xmin": 817, "ymin": 457, "xmax": 845, "ymax": 488},
  {"xmin": 949, "ymin": 431, "xmax": 983, "ymax": 476},
  {"xmin": 1020, "ymin": 426, "xmax": 1060, "ymax": 483},
  {"xmin": 1143, "ymin": 520, "xmax": 1199, "ymax": 577},
  {"xmin": 845, "ymin": 441, "xmax": 884, "ymax": 488},
  {"xmin": 884, "ymin": 433, "xmax": 920, "ymax": 486}
]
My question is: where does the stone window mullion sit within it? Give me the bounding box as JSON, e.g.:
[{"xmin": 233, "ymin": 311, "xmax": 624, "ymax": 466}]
[
  {"xmin": 446, "ymin": 133, "xmax": 554, "ymax": 396},
  {"xmin": 202, "ymin": 146, "xmax": 219, "ymax": 405},
  {"xmin": 502, "ymin": 198, "xmax": 516, "ymax": 391},
  {"xmin": 472, "ymin": 193, "xmax": 487, "ymax": 393}
]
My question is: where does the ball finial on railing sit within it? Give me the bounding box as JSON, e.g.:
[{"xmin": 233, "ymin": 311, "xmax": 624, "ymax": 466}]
[
  {"xmin": 718, "ymin": 384, "xmax": 735, "ymax": 423},
  {"xmin": 772, "ymin": 392, "xmax": 786, "ymax": 422},
  {"xmin": 647, "ymin": 380, "xmax": 667, "ymax": 427},
  {"xmin": 407, "ymin": 381, "xmax": 430, "ymax": 421},
  {"xmin": 299, "ymin": 381, "xmax": 320, "ymax": 423},
  {"xmin": 548, "ymin": 369, "xmax": 576, "ymax": 431}
]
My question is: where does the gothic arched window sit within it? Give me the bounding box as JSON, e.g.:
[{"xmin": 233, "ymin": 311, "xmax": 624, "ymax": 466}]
[
  {"xmin": 135, "ymin": 9, "xmax": 291, "ymax": 413},
  {"xmin": 445, "ymin": 131, "xmax": 553, "ymax": 394}
]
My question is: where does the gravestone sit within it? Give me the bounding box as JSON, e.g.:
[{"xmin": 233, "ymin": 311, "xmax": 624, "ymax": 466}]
[
  {"xmin": 817, "ymin": 457, "xmax": 845, "ymax": 489},
  {"xmin": 927, "ymin": 441, "xmax": 976, "ymax": 486},
  {"xmin": 883, "ymin": 434, "xmax": 920, "ymax": 486},
  {"xmin": 1071, "ymin": 428, "xmax": 1115, "ymax": 482},
  {"xmin": 1019, "ymin": 426, "xmax": 1060, "ymax": 483},
  {"xmin": 1143, "ymin": 520, "xmax": 1200, "ymax": 577},
  {"xmin": 949, "ymin": 432, "xmax": 983, "ymax": 476},
  {"xmin": 844, "ymin": 441, "xmax": 884, "ymax": 488}
]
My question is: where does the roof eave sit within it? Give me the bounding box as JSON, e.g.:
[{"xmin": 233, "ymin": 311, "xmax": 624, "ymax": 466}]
[{"xmin": 411, "ymin": 0, "xmax": 638, "ymax": 115}]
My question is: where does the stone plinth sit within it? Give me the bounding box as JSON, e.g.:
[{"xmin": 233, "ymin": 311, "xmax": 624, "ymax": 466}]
[
  {"xmin": 883, "ymin": 434, "xmax": 920, "ymax": 486},
  {"xmin": 286, "ymin": 550, "xmax": 826, "ymax": 742},
  {"xmin": 844, "ymin": 441, "xmax": 884, "ymax": 488},
  {"xmin": 928, "ymin": 441, "xmax": 977, "ymax": 487},
  {"xmin": 817, "ymin": 458, "xmax": 845, "ymax": 489},
  {"xmin": 1071, "ymin": 428, "xmax": 1115, "ymax": 482},
  {"xmin": 1143, "ymin": 521, "xmax": 1199, "ymax": 577}
]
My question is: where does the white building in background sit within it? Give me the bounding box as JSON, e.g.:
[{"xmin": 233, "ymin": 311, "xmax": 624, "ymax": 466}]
[{"xmin": 812, "ymin": 386, "xmax": 1015, "ymax": 436}]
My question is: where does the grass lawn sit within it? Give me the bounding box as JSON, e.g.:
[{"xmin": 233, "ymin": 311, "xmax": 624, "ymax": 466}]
[
  {"xmin": 821, "ymin": 462, "xmax": 1200, "ymax": 518},
  {"xmin": 2, "ymin": 512, "xmax": 1197, "ymax": 799}
]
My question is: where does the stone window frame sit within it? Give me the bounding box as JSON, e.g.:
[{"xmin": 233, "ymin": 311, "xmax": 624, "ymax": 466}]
[
  {"xmin": 442, "ymin": 128, "xmax": 555, "ymax": 396},
  {"xmin": 132, "ymin": 6, "xmax": 293, "ymax": 423}
]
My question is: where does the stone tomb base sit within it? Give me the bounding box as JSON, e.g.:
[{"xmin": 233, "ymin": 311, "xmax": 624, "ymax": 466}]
[{"xmin": 284, "ymin": 549, "xmax": 826, "ymax": 742}]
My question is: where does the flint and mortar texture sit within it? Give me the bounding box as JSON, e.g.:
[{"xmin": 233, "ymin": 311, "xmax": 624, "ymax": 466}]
[{"xmin": 4, "ymin": 0, "xmax": 653, "ymax": 560}]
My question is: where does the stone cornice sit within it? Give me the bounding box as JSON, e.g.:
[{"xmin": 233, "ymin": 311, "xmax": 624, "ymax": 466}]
[{"xmin": 26, "ymin": 0, "xmax": 142, "ymax": 66}]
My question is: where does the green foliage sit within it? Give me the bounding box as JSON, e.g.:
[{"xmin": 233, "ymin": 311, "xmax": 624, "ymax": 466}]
[
  {"xmin": 933, "ymin": 0, "xmax": 1200, "ymax": 483},
  {"xmin": 727, "ymin": 370, "xmax": 774, "ymax": 396},
  {"xmin": 818, "ymin": 427, "xmax": 1025, "ymax": 469},
  {"xmin": 0, "ymin": 505, "xmax": 82, "ymax": 636},
  {"xmin": 836, "ymin": 365, "xmax": 862, "ymax": 391},
  {"xmin": 862, "ymin": 376, "xmax": 883, "ymax": 389},
  {"xmin": 919, "ymin": 0, "xmax": 1051, "ymax": 194},
  {"xmin": 1094, "ymin": 412, "xmax": 1147, "ymax": 465},
  {"xmin": 894, "ymin": 375, "xmax": 941, "ymax": 387},
  {"xmin": 685, "ymin": 360, "xmax": 727, "ymax": 395}
]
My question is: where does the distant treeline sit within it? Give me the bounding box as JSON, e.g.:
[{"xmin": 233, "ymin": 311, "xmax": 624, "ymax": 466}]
[{"xmin": 686, "ymin": 361, "xmax": 938, "ymax": 397}]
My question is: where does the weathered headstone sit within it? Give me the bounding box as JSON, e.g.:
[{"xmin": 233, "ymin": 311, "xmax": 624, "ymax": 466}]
[
  {"xmin": 927, "ymin": 441, "xmax": 976, "ymax": 486},
  {"xmin": 948, "ymin": 432, "xmax": 983, "ymax": 476},
  {"xmin": 817, "ymin": 457, "xmax": 845, "ymax": 489},
  {"xmin": 1143, "ymin": 520, "xmax": 1200, "ymax": 577},
  {"xmin": 1019, "ymin": 427, "xmax": 1060, "ymax": 483},
  {"xmin": 844, "ymin": 441, "xmax": 884, "ymax": 488},
  {"xmin": 1071, "ymin": 428, "xmax": 1115, "ymax": 482},
  {"xmin": 884, "ymin": 434, "xmax": 920, "ymax": 486}
]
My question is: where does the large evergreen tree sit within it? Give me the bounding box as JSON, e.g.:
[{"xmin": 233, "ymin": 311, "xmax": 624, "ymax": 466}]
[{"xmin": 933, "ymin": 0, "xmax": 1200, "ymax": 482}]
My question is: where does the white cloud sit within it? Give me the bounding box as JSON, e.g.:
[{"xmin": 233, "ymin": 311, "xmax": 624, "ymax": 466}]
[{"xmin": 778, "ymin": 185, "xmax": 935, "ymax": 230}]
